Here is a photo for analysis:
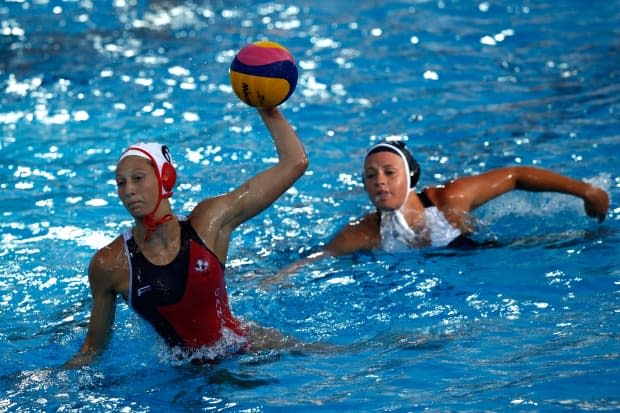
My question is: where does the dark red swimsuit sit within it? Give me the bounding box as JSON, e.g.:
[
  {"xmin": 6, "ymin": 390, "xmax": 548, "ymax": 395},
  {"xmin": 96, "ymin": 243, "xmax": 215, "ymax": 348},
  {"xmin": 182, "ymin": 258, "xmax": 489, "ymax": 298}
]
[{"xmin": 123, "ymin": 218, "xmax": 247, "ymax": 350}]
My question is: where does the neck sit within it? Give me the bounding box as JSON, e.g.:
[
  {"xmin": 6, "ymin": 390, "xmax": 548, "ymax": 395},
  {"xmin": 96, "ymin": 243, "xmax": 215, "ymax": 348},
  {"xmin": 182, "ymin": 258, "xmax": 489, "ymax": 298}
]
[
  {"xmin": 396, "ymin": 192, "xmax": 427, "ymax": 229},
  {"xmin": 134, "ymin": 218, "xmax": 181, "ymax": 264},
  {"xmin": 137, "ymin": 196, "xmax": 173, "ymax": 241},
  {"xmin": 137, "ymin": 216, "xmax": 174, "ymax": 241},
  {"xmin": 138, "ymin": 209, "xmax": 174, "ymax": 242}
]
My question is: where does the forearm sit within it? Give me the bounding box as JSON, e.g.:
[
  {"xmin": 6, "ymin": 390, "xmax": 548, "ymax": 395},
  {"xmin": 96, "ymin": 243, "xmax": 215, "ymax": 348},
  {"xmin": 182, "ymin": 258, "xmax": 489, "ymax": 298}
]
[
  {"xmin": 63, "ymin": 283, "xmax": 116, "ymax": 369},
  {"xmin": 513, "ymin": 166, "xmax": 593, "ymax": 197},
  {"xmin": 261, "ymin": 250, "xmax": 332, "ymax": 289},
  {"xmin": 218, "ymin": 108, "xmax": 308, "ymax": 230},
  {"xmin": 62, "ymin": 341, "xmax": 102, "ymax": 369},
  {"xmin": 257, "ymin": 107, "xmax": 308, "ymax": 175},
  {"xmin": 63, "ymin": 350, "xmax": 98, "ymax": 369},
  {"xmin": 512, "ymin": 166, "xmax": 609, "ymax": 221}
]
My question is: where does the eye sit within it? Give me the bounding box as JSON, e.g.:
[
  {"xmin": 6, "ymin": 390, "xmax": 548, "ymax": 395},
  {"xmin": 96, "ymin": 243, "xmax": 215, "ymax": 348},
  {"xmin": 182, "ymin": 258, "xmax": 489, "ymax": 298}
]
[{"xmin": 132, "ymin": 173, "xmax": 146, "ymax": 183}]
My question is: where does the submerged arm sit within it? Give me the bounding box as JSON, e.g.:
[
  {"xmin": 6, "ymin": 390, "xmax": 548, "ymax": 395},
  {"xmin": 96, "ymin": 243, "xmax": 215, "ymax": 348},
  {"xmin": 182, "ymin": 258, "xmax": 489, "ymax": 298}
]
[
  {"xmin": 265, "ymin": 213, "xmax": 380, "ymax": 286},
  {"xmin": 63, "ymin": 251, "xmax": 118, "ymax": 368}
]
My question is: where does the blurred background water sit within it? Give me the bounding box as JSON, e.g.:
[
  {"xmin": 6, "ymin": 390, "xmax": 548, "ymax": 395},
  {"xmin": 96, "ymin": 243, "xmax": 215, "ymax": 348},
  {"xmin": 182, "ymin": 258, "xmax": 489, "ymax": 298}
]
[{"xmin": 1, "ymin": 0, "xmax": 619, "ymax": 411}]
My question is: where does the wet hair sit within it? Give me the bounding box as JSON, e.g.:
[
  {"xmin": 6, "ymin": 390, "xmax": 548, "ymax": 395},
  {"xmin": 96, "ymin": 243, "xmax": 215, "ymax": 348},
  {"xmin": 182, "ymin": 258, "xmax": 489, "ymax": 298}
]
[{"xmin": 364, "ymin": 140, "xmax": 420, "ymax": 188}]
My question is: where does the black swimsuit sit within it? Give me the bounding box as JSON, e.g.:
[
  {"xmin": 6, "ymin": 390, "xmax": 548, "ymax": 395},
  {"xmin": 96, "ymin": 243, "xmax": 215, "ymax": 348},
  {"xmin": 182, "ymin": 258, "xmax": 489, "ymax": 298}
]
[{"xmin": 123, "ymin": 218, "xmax": 247, "ymax": 349}]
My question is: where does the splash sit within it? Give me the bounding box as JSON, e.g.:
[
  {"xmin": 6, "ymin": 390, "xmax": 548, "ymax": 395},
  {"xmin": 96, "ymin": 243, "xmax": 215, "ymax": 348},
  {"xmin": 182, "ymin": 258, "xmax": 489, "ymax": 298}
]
[{"xmin": 158, "ymin": 327, "xmax": 250, "ymax": 366}]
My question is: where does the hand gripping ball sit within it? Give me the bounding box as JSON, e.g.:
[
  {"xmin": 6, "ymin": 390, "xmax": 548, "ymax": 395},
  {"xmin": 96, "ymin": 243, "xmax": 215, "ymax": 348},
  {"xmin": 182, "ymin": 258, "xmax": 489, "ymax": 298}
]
[{"xmin": 229, "ymin": 41, "xmax": 298, "ymax": 108}]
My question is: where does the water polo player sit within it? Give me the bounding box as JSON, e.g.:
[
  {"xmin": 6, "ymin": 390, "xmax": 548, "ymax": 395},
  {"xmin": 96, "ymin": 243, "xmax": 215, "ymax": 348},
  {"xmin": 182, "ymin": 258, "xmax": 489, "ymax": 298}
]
[
  {"xmin": 283, "ymin": 140, "xmax": 608, "ymax": 268},
  {"xmin": 65, "ymin": 107, "xmax": 308, "ymax": 367}
]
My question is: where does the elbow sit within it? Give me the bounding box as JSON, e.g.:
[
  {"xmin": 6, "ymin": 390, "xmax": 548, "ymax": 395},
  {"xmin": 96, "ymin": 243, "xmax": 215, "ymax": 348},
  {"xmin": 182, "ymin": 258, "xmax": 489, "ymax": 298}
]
[
  {"xmin": 506, "ymin": 166, "xmax": 532, "ymax": 190},
  {"xmin": 300, "ymin": 154, "xmax": 309, "ymax": 172},
  {"xmin": 292, "ymin": 154, "xmax": 309, "ymax": 178},
  {"xmin": 277, "ymin": 151, "xmax": 308, "ymax": 181}
]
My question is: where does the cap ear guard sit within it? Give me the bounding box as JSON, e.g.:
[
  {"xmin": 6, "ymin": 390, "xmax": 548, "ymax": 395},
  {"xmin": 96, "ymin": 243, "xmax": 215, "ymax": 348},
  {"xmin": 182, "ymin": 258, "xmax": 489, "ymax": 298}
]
[
  {"xmin": 161, "ymin": 162, "xmax": 177, "ymax": 194},
  {"xmin": 159, "ymin": 145, "xmax": 176, "ymax": 195}
]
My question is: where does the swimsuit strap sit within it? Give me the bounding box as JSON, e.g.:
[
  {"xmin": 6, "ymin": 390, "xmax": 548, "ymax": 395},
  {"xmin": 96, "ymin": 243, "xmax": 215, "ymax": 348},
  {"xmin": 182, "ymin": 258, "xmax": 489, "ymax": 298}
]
[{"xmin": 418, "ymin": 190, "xmax": 434, "ymax": 208}]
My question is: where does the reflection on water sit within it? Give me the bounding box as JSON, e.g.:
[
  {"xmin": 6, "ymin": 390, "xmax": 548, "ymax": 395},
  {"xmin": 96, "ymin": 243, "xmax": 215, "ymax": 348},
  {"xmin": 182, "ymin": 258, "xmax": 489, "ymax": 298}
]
[{"xmin": 1, "ymin": 0, "xmax": 619, "ymax": 411}]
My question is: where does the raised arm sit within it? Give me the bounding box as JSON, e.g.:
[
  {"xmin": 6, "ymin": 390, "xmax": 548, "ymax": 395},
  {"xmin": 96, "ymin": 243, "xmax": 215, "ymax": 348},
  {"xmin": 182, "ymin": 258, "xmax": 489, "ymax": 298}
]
[
  {"xmin": 437, "ymin": 166, "xmax": 609, "ymax": 221},
  {"xmin": 222, "ymin": 107, "xmax": 307, "ymax": 224},
  {"xmin": 191, "ymin": 107, "xmax": 308, "ymax": 260},
  {"xmin": 254, "ymin": 106, "xmax": 309, "ymax": 201}
]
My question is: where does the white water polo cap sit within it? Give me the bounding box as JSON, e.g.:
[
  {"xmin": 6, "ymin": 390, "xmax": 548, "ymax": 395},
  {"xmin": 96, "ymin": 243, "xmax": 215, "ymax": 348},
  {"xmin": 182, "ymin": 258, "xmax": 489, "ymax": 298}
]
[{"xmin": 118, "ymin": 142, "xmax": 177, "ymax": 199}]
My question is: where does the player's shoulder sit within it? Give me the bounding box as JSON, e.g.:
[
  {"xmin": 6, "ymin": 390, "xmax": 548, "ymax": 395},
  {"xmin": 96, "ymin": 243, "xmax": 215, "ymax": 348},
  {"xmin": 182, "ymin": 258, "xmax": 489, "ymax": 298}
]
[{"xmin": 90, "ymin": 235, "xmax": 126, "ymax": 275}]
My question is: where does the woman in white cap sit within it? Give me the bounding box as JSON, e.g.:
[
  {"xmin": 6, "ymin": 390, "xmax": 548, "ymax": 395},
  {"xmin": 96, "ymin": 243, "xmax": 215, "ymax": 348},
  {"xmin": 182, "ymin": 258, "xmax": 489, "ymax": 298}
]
[
  {"xmin": 284, "ymin": 140, "xmax": 608, "ymax": 268},
  {"xmin": 65, "ymin": 107, "xmax": 308, "ymax": 367}
]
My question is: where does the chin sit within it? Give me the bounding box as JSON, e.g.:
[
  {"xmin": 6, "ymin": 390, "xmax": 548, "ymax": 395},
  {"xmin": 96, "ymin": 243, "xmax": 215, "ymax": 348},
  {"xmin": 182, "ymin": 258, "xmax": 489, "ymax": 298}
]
[
  {"xmin": 372, "ymin": 201, "xmax": 398, "ymax": 212},
  {"xmin": 126, "ymin": 208, "xmax": 145, "ymax": 219}
]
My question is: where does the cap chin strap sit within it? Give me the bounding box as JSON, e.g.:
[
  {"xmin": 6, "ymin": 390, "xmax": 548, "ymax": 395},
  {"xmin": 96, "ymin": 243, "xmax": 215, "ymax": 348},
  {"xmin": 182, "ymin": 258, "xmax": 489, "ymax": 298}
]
[
  {"xmin": 399, "ymin": 188, "xmax": 414, "ymax": 212},
  {"xmin": 140, "ymin": 193, "xmax": 173, "ymax": 241}
]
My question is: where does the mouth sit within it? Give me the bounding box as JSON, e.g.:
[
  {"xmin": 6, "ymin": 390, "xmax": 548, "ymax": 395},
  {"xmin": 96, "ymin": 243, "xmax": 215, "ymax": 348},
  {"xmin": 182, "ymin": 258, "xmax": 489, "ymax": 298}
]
[
  {"xmin": 374, "ymin": 190, "xmax": 390, "ymax": 201},
  {"xmin": 127, "ymin": 200, "xmax": 142, "ymax": 211}
]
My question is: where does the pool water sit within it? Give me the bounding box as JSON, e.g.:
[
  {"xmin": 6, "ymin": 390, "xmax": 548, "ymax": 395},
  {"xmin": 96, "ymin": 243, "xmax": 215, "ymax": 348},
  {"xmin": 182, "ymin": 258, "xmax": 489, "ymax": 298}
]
[{"xmin": 1, "ymin": 0, "xmax": 619, "ymax": 411}]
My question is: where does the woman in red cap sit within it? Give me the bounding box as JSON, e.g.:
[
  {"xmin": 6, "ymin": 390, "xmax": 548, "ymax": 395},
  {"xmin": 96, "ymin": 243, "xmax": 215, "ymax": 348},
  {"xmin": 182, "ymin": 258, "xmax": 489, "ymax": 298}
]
[{"xmin": 65, "ymin": 108, "xmax": 307, "ymax": 367}]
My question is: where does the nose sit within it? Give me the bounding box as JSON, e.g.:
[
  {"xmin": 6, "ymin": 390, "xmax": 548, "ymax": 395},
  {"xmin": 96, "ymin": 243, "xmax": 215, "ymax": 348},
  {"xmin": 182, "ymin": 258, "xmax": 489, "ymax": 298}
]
[
  {"xmin": 120, "ymin": 181, "xmax": 136, "ymax": 198},
  {"xmin": 373, "ymin": 171, "xmax": 386, "ymax": 186}
]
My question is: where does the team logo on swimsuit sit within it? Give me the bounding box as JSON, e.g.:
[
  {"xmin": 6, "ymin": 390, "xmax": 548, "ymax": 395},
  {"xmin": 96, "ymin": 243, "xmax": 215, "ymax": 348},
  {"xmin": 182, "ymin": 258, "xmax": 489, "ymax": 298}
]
[
  {"xmin": 195, "ymin": 259, "xmax": 209, "ymax": 273},
  {"xmin": 137, "ymin": 285, "xmax": 152, "ymax": 296}
]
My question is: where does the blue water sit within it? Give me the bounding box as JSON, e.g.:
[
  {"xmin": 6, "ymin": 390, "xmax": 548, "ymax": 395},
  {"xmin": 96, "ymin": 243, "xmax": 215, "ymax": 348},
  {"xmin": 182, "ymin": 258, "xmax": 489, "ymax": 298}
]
[{"xmin": 1, "ymin": 0, "xmax": 619, "ymax": 411}]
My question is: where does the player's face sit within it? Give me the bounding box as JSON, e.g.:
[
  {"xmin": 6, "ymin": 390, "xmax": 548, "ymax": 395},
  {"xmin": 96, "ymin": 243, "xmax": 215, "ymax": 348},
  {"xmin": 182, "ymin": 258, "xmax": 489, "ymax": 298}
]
[
  {"xmin": 115, "ymin": 156, "xmax": 159, "ymax": 218},
  {"xmin": 363, "ymin": 151, "xmax": 409, "ymax": 211}
]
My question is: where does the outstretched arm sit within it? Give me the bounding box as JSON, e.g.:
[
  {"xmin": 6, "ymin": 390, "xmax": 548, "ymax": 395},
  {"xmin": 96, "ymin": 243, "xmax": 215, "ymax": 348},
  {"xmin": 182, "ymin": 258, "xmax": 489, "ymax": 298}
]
[
  {"xmin": 438, "ymin": 166, "xmax": 609, "ymax": 221},
  {"xmin": 279, "ymin": 223, "xmax": 375, "ymax": 273},
  {"xmin": 322, "ymin": 213, "xmax": 382, "ymax": 255}
]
